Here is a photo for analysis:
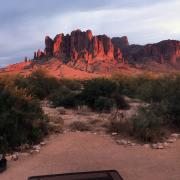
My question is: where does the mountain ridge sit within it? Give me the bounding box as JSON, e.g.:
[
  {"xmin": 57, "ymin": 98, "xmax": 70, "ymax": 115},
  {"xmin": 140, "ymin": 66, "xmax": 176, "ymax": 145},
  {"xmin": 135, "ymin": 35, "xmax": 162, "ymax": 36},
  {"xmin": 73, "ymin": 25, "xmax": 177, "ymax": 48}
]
[
  {"xmin": 34, "ymin": 29, "xmax": 180, "ymax": 67},
  {"xmin": 0, "ymin": 29, "xmax": 180, "ymax": 78}
]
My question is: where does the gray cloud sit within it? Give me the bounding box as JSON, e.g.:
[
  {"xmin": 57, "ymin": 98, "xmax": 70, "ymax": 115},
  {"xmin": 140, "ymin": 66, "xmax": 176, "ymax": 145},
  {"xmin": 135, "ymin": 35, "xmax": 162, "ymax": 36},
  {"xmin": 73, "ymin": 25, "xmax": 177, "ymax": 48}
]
[{"xmin": 0, "ymin": 0, "xmax": 179, "ymax": 66}]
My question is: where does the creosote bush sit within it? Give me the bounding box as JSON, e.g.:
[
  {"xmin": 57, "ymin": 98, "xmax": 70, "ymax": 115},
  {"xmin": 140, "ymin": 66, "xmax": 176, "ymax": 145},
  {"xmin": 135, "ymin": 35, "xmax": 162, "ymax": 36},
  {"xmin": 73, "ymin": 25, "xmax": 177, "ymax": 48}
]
[
  {"xmin": 131, "ymin": 105, "xmax": 166, "ymax": 143},
  {"xmin": 69, "ymin": 121, "xmax": 91, "ymax": 131},
  {"xmin": 94, "ymin": 96, "xmax": 114, "ymax": 112},
  {"xmin": 80, "ymin": 78, "xmax": 128, "ymax": 111},
  {"xmin": 49, "ymin": 87, "xmax": 78, "ymax": 108},
  {"xmin": 0, "ymin": 76, "xmax": 48, "ymax": 153},
  {"xmin": 114, "ymin": 74, "xmax": 180, "ymax": 130},
  {"xmin": 27, "ymin": 69, "xmax": 60, "ymax": 99},
  {"xmin": 108, "ymin": 110, "xmax": 132, "ymax": 134},
  {"xmin": 49, "ymin": 77, "xmax": 128, "ymax": 112}
]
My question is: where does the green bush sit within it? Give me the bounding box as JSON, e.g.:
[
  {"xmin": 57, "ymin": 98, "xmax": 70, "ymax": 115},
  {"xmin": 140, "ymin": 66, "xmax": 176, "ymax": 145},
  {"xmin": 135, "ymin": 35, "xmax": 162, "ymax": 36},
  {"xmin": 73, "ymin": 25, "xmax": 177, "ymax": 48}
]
[
  {"xmin": 49, "ymin": 87, "xmax": 78, "ymax": 108},
  {"xmin": 0, "ymin": 77, "xmax": 47, "ymax": 154},
  {"xmin": 81, "ymin": 78, "xmax": 117, "ymax": 108},
  {"xmin": 113, "ymin": 74, "xmax": 180, "ymax": 139},
  {"xmin": 161, "ymin": 76, "xmax": 180, "ymax": 129},
  {"xmin": 135, "ymin": 75, "xmax": 180, "ymax": 130},
  {"xmin": 115, "ymin": 75, "xmax": 146, "ymax": 97},
  {"xmin": 94, "ymin": 96, "xmax": 114, "ymax": 112},
  {"xmin": 131, "ymin": 105, "xmax": 165, "ymax": 142},
  {"xmin": 59, "ymin": 79, "xmax": 82, "ymax": 91},
  {"xmin": 136, "ymin": 77, "xmax": 170, "ymax": 102},
  {"xmin": 26, "ymin": 69, "xmax": 59, "ymax": 99}
]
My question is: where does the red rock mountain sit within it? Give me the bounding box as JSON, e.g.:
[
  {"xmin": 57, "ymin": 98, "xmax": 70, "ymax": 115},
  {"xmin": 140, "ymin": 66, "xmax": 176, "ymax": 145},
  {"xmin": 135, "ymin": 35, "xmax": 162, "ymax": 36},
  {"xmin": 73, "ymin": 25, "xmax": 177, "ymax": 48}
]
[
  {"xmin": 123, "ymin": 40, "xmax": 180, "ymax": 65},
  {"xmin": 34, "ymin": 29, "xmax": 124, "ymax": 64},
  {"xmin": 34, "ymin": 29, "xmax": 180, "ymax": 67}
]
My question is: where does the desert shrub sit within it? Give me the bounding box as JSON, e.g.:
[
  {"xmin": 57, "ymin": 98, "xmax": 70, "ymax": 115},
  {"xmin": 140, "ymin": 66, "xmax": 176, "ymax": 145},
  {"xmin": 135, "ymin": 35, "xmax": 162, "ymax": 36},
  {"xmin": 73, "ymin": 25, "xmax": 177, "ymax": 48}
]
[
  {"xmin": 59, "ymin": 79, "xmax": 82, "ymax": 91},
  {"xmin": 114, "ymin": 74, "xmax": 180, "ymax": 137},
  {"xmin": 26, "ymin": 69, "xmax": 59, "ymax": 99},
  {"xmin": 118, "ymin": 75, "xmax": 172, "ymax": 103},
  {"xmin": 161, "ymin": 76, "xmax": 180, "ymax": 129},
  {"xmin": 115, "ymin": 76, "xmax": 142, "ymax": 97},
  {"xmin": 108, "ymin": 110, "xmax": 132, "ymax": 133},
  {"xmin": 0, "ymin": 79, "xmax": 47, "ymax": 153},
  {"xmin": 131, "ymin": 104, "xmax": 166, "ymax": 142},
  {"xmin": 135, "ymin": 75, "xmax": 180, "ymax": 129},
  {"xmin": 13, "ymin": 75, "xmax": 29, "ymax": 89},
  {"xmin": 50, "ymin": 78, "xmax": 129, "ymax": 111},
  {"xmin": 48, "ymin": 116, "xmax": 64, "ymax": 133},
  {"xmin": 69, "ymin": 121, "xmax": 91, "ymax": 131},
  {"xmin": 136, "ymin": 77, "xmax": 171, "ymax": 102},
  {"xmin": 94, "ymin": 96, "xmax": 114, "ymax": 112},
  {"xmin": 81, "ymin": 78, "xmax": 117, "ymax": 108},
  {"xmin": 136, "ymin": 80, "xmax": 159, "ymax": 102},
  {"xmin": 112, "ymin": 94, "xmax": 130, "ymax": 109},
  {"xmin": 49, "ymin": 87, "xmax": 78, "ymax": 108},
  {"xmin": 117, "ymin": 76, "xmax": 136, "ymax": 97}
]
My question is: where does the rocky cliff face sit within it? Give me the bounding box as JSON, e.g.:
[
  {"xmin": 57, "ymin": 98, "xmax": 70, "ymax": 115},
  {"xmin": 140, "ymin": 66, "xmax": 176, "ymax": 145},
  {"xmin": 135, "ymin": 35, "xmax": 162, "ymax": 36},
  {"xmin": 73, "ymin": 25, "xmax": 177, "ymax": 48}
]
[
  {"xmin": 34, "ymin": 29, "xmax": 124, "ymax": 64},
  {"xmin": 123, "ymin": 40, "xmax": 180, "ymax": 64},
  {"xmin": 112, "ymin": 36, "xmax": 129, "ymax": 50},
  {"xmin": 45, "ymin": 36, "xmax": 54, "ymax": 57},
  {"xmin": 34, "ymin": 29, "xmax": 180, "ymax": 67}
]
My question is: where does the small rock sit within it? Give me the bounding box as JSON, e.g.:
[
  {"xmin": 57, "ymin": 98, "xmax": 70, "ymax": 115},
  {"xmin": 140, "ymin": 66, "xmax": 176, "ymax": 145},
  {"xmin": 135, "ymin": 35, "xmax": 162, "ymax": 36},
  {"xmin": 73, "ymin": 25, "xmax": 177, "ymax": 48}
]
[
  {"xmin": 157, "ymin": 145, "xmax": 164, "ymax": 149},
  {"xmin": 167, "ymin": 138, "xmax": 176, "ymax": 143},
  {"xmin": 152, "ymin": 144, "xmax": 158, "ymax": 149},
  {"xmin": 11, "ymin": 153, "xmax": 19, "ymax": 161},
  {"xmin": 56, "ymin": 107, "xmax": 66, "ymax": 115},
  {"xmin": 171, "ymin": 133, "xmax": 179, "ymax": 139},
  {"xmin": 40, "ymin": 142, "xmax": 46, "ymax": 146},
  {"xmin": 130, "ymin": 143, "xmax": 136, "ymax": 146},
  {"xmin": 143, "ymin": 144, "xmax": 150, "ymax": 148},
  {"xmin": 35, "ymin": 149, "xmax": 40, "ymax": 153},
  {"xmin": 163, "ymin": 142, "xmax": 169, "ymax": 147},
  {"xmin": 33, "ymin": 145, "xmax": 41, "ymax": 151},
  {"xmin": 127, "ymin": 141, "xmax": 131, "ymax": 144},
  {"xmin": 29, "ymin": 150, "xmax": 34, "ymax": 154},
  {"xmin": 152, "ymin": 143, "xmax": 164, "ymax": 149},
  {"xmin": 112, "ymin": 132, "xmax": 118, "ymax": 136},
  {"xmin": 116, "ymin": 139, "xmax": 128, "ymax": 145}
]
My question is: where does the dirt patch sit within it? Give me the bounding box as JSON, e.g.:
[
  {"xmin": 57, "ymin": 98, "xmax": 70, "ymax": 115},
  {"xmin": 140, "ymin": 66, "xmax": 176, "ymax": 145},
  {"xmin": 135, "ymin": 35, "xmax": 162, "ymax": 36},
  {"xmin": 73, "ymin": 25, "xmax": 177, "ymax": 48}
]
[{"xmin": 1, "ymin": 132, "xmax": 180, "ymax": 180}]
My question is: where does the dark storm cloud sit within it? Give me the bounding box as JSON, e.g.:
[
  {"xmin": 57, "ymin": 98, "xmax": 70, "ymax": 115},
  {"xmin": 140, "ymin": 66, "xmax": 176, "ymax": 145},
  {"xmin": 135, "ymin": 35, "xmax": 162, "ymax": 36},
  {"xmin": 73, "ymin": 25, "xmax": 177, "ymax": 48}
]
[{"xmin": 0, "ymin": 0, "xmax": 179, "ymax": 66}]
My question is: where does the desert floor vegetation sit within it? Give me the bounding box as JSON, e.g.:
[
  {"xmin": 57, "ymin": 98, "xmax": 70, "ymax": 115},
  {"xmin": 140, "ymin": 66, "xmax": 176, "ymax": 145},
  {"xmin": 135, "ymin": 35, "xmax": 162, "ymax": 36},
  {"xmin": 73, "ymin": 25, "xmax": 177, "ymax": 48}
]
[{"xmin": 1, "ymin": 70, "xmax": 180, "ymax": 154}]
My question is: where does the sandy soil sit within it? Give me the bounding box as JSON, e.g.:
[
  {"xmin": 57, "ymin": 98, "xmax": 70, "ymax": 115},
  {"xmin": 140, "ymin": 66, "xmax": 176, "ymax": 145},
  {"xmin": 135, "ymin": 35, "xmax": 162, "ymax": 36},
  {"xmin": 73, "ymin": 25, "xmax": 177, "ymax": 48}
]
[{"xmin": 1, "ymin": 132, "xmax": 180, "ymax": 180}]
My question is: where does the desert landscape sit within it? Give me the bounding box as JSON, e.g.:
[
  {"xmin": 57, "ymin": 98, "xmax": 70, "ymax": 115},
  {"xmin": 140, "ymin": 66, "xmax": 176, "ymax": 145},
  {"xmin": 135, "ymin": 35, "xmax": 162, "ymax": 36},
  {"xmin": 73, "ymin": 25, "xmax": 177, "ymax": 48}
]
[{"xmin": 0, "ymin": 1, "xmax": 180, "ymax": 180}]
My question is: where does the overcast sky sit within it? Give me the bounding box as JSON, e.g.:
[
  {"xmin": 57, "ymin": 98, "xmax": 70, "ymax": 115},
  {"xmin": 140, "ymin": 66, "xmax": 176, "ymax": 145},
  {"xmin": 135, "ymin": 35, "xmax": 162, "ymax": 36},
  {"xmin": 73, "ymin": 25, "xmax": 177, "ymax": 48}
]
[{"xmin": 0, "ymin": 0, "xmax": 180, "ymax": 66}]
